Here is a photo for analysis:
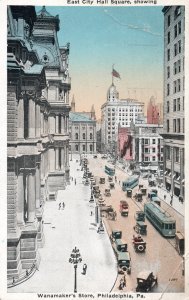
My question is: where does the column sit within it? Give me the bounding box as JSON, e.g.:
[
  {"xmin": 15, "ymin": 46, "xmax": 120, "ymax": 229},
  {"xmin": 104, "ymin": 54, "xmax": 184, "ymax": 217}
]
[
  {"xmin": 61, "ymin": 115, "xmax": 65, "ymax": 134},
  {"xmin": 36, "ymin": 104, "xmax": 41, "ymax": 138},
  {"xmin": 17, "ymin": 171, "xmax": 24, "ymax": 225},
  {"xmin": 41, "ymin": 112, "xmax": 44, "ymax": 135},
  {"xmin": 27, "ymin": 171, "xmax": 36, "ymax": 223},
  {"xmin": 28, "ymin": 98, "xmax": 36, "ymax": 138},
  {"xmin": 55, "ymin": 116, "xmax": 59, "ymax": 134},
  {"xmin": 35, "ymin": 163, "xmax": 41, "ymax": 209},
  {"xmin": 49, "ymin": 148, "xmax": 55, "ymax": 172},
  {"xmin": 61, "ymin": 148, "xmax": 65, "ymax": 170},
  {"xmin": 17, "ymin": 97, "xmax": 24, "ymax": 139},
  {"xmin": 170, "ymin": 147, "xmax": 174, "ymax": 195},
  {"xmin": 180, "ymin": 148, "xmax": 184, "ymax": 197},
  {"xmin": 55, "ymin": 148, "xmax": 59, "ymax": 170}
]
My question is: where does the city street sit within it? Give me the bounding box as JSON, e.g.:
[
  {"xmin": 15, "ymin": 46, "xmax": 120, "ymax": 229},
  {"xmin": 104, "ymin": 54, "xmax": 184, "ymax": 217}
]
[
  {"xmin": 87, "ymin": 155, "xmax": 184, "ymax": 293},
  {"xmin": 9, "ymin": 154, "xmax": 184, "ymax": 294}
]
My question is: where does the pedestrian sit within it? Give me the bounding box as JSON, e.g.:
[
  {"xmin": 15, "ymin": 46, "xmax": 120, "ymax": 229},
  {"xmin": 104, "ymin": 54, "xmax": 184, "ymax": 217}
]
[
  {"xmin": 58, "ymin": 202, "xmax": 61, "ymax": 210},
  {"xmin": 62, "ymin": 202, "xmax": 65, "ymax": 209},
  {"xmin": 75, "ymin": 178, "xmax": 76, "ymax": 185},
  {"xmin": 90, "ymin": 211, "xmax": 93, "ymax": 216},
  {"xmin": 26, "ymin": 270, "xmax": 29, "ymax": 276},
  {"xmin": 115, "ymin": 176, "xmax": 117, "ymax": 182},
  {"xmin": 164, "ymin": 194, "xmax": 166, "ymax": 201},
  {"xmin": 82, "ymin": 264, "xmax": 87, "ymax": 275},
  {"xmin": 119, "ymin": 278, "xmax": 124, "ymax": 290},
  {"xmin": 119, "ymin": 180, "xmax": 121, "ymax": 185},
  {"xmin": 170, "ymin": 195, "xmax": 173, "ymax": 206},
  {"xmin": 123, "ymin": 274, "xmax": 126, "ymax": 287}
]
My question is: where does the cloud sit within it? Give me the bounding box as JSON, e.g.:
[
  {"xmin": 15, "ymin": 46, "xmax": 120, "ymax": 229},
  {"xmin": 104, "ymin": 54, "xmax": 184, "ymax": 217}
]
[{"xmin": 104, "ymin": 9, "xmax": 163, "ymax": 37}]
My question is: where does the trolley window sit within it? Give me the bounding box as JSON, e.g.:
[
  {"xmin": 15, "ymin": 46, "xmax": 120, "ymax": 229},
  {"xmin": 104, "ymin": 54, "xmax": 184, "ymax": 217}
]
[{"xmin": 165, "ymin": 224, "xmax": 168, "ymax": 229}]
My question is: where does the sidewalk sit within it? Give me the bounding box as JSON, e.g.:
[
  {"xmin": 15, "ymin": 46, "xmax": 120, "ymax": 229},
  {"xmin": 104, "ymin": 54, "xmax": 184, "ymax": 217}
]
[
  {"xmin": 115, "ymin": 162, "xmax": 184, "ymax": 217},
  {"xmin": 10, "ymin": 156, "xmax": 117, "ymax": 293}
]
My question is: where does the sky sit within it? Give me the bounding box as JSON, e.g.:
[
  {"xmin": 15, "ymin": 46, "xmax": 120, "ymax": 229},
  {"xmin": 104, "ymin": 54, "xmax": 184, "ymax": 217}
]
[{"xmin": 37, "ymin": 6, "xmax": 164, "ymax": 118}]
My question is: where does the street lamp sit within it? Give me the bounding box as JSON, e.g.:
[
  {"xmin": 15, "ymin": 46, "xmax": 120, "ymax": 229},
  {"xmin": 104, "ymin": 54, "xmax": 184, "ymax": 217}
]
[{"xmin": 69, "ymin": 246, "xmax": 82, "ymax": 293}]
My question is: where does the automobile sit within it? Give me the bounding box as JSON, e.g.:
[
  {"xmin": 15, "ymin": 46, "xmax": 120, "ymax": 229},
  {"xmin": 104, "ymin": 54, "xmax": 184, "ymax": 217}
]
[
  {"xmin": 109, "ymin": 182, "xmax": 115, "ymax": 189},
  {"xmin": 132, "ymin": 235, "xmax": 146, "ymax": 253},
  {"xmin": 99, "ymin": 177, "xmax": 105, "ymax": 184},
  {"xmin": 117, "ymin": 251, "xmax": 131, "ymax": 274},
  {"xmin": 101, "ymin": 154, "xmax": 107, "ymax": 159},
  {"xmin": 136, "ymin": 271, "xmax": 157, "ymax": 292},
  {"xmin": 115, "ymin": 239, "xmax": 128, "ymax": 252},
  {"xmin": 134, "ymin": 192, "xmax": 143, "ymax": 202},
  {"xmin": 120, "ymin": 200, "xmax": 129, "ymax": 217},
  {"xmin": 135, "ymin": 211, "xmax": 145, "ymax": 222},
  {"xmin": 134, "ymin": 221, "xmax": 147, "ymax": 235},
  {"xmin": 127, "ymin": 189, "xmax": 132, "ymax": 198},
  {"xmin": 104, "ymin": 188, "xmax": 111, "ymax": 197},
  {"xmin": 93, "ymin": 155, "xmax": 98, "ymax": 158},
  {"xmin": 108, "ymin": 176, "xmax": 113, "ymax": 182},
  {"xmin": 111, "ymin": 229, "xmax": 122, "ymax": 240},
  {"xmin": 141, "ymin": 188, "xmax": 147, "ymax": 195}
]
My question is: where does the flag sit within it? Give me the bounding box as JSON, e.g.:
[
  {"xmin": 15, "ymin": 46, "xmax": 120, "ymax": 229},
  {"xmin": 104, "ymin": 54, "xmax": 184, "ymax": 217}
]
[{"xmin": 112, "ymin": 68, "xmax": 121, "ymax": 79}]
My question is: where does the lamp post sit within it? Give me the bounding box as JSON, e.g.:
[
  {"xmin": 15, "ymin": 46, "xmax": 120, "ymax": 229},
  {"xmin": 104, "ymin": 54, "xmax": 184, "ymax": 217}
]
[{"xmin": 69, "ymin": 246, "xmax": 82, "ymax": 293}]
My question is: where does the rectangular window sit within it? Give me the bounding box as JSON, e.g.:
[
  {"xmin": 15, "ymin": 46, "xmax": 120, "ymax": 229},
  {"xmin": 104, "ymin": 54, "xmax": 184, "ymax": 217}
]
[
  {"xmin": 178, "ymin": 79, "xmax": 181, "ymax": 92},
  {"xmin": 152, "ymin": 156, "xmax": 156, "ymax": 161},
  {"xmin": 167, "ymin": 84, "xmax": 170, "ymax": 96},
  {"xmin": 167, "ymin": 31, "xmax": 170, "ymax": 44},
  {"xmin": 145, "ymin": 148, "xmax": 148, "ymax": 153},
  {"xmin": 173, "ymin": 119, "xmax": 176, "ymax": 132},
  {"xmin": 173, "ymin": 99, "xmax": 177, "ymax": 111},
  {"xmin": 178, "ymin": 60, "xmax": 181, "ymax": 73},
  {"xmin": 173, "ymin": 81, "xmax": 177, "ymax": 93},
  {"xmin": 167, "ymin": 101, "xmax": 170, "ymax": 113},
  {"xmin": 178, "ymin": 40, "xmax": 181, "ymax": 53},
  {"xmin": 167, "ymin": 146, "xmax": 170, "ymax": 160},
  {"xmin": 145, "ymin": 139, "xmax": 149, "ymax": 144},
  {"xmin": 167, "ymin": 49, "xmax": 170, "ymax": 61},
  {"xmin": 168, "ymin": 15, "xmax": 171, "ymax": 27},
  {"xmin": 177, "ymin": 98, "xmax": 180, "ymax": 111},
  {"xmin": 174, "ymin": 62, "xmax": 177, "ymax": 75},
  {"xmin": 152, "ymin": 139, "xmax": 156, "ymax": 144},
  {"xmin": 177, "ymin": 119, "xmax": 180, "ymax": 133},
  {"xmin": 183, "ymin": 118, "xmax": 185, "ymax": 133},
  {"xmin": 167, "ymin": 66, "xmax": 170, "ymax": 78},
  {"xmin": 178, "ymin": 21, "xmax": 181, "ymax": 34},
  {"xmin": 174, "ymin": 43, "xmax": 177, "ymax": 56},
  {"xmin": 175, "ymin": 147, "xmax": 180, "ymax": 162},
  {"xmin": 152, "ymin": 148, "xmax": 156, "ymax": 153},
  {"xmin": 167, "ymin": 120, "xmax": 170, "ymax": 132},
  {"xmin": 174, "ymin": 24, "xmax": 177, "ymax": 38}
]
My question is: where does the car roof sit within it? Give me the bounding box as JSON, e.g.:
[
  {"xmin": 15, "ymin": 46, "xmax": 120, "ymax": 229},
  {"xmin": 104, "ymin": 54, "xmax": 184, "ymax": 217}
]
[{"xmin": 137, "ymin": 270, "xmax": 154, "ymax": 280}]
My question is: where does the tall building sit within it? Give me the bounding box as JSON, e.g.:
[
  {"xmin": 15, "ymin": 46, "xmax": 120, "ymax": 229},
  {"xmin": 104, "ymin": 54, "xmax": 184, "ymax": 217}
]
[
  {"xmin": 101, "ymin": 83, "xmax": 144, "ymax": 153},
  {"xmin": 162, "ymin": 6, "xmax": 185, "ymax": 198},
  {"xmin": 7, "ymin": 5, "xmax": 71, "ymax": 282}
]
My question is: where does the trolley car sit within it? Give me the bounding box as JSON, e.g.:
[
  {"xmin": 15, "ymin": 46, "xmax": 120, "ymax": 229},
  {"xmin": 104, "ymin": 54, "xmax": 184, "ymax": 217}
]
[
  {"xmin": 122, "ymin": 176, "xmax": 139, "ymax": 191},
  {"xmin": 105, "ymin": 164, "xmax": 115, "ymax": 176},
  {"xmin": 144, "ymin": 202, "xmax": 176, "ymax": 238}
]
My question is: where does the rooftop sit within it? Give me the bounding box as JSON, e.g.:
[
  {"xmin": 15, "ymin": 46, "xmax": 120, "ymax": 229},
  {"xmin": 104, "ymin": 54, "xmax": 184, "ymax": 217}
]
[{"xmin": 69, "ymin": 112, "xmax": 95, "ymax": 123}]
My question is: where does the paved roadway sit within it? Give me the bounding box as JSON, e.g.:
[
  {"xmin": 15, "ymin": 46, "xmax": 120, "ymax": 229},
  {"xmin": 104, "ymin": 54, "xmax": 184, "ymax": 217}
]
[{"xmin": 87, "ymin": 155, "xmax": 184, "ymax": 293}]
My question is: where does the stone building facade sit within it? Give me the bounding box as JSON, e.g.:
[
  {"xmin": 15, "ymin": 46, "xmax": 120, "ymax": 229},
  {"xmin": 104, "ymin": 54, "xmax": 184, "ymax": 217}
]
[
  {"xmin": 69, "ymin": 112, "xmax": 96, "ymax": 154},
  {"xmin": 7, "ymin": 5, "xmax": 71, "ymax": 282},
  {"xmin": 162, "ymin": 6, "xmax": 185, "ymax": 198}
]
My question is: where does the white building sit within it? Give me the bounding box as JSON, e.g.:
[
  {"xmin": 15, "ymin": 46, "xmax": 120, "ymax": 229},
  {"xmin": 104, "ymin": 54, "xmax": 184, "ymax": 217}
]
[
  {"xmin": 162, "ymin": 6, "xmax": 185, "ymax": 198},
  {"xmin": 101, "ymin": 83, "xmax": 144, "ymax": 152}
]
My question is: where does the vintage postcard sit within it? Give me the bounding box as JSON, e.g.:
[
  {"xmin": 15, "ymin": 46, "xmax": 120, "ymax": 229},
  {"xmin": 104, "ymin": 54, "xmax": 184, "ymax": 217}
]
[{"xmin": 0, "ymin": 0, "xmax": 188, "ymax": 299}]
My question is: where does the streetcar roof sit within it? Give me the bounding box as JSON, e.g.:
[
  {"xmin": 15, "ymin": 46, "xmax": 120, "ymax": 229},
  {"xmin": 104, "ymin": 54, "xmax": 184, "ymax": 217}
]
[
  {"xmin": 123, "ymin": 176, "xmax": 138, "ymax": 183},
  {"xmin": 105, "ymin": 164, "xmax": 115, "ymax": 169},
  {"xmin": 137, "ymin": 270, "xmax": 154, "ymax": 280},
  {"xmin": 144, "ymin": 202, "xmax": 175, "ymax": 222}
]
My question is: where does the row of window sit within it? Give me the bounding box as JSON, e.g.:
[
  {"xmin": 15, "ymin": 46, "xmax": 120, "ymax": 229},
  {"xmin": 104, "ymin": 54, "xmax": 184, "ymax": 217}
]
[
  {"xmin": 167, "ymin": 7, "xmax": 181, "ymax": 28},
  {"xmin": 167, "ymin": 40, "xmax": 181, "ymax": 61},
  {"xmin": 107, "ymin": 108, "xmax": 142, "ymax": 112},
  {"xmin": 166, "ymin": 118, "xmax": 184, "ymax": 133},
  {"xmin": 167, "ymin": 78, "xmax": 184, "ymax": 96},
  {"xmin": 144, "ymin": 156, "xmax": 163, "ymax": 162},
  {"xmin": 74, "ymin": 133, "xmax": 93, "ymax": 140},
  {"xmin": 166, "ymin": 146, "xmax": 181, "ymax": 163},
  {"xmin": 73, "ymin": 126, "xmax": 94, "ymax": 130},
  {"xmin": 167, "ymin": 97, "xmax": 184, "ymax": 113},
  {"xmin": 74, "ymin": 144, "xmax": 93, "ymax": 152}
]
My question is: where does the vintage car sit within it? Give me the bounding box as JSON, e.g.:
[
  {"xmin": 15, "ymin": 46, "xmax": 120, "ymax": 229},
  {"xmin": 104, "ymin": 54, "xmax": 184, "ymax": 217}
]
[
  {"xmin": 93, "ymin": 155, "xmax": 98, "ymax": 158},
  {"xmin": 117, "ymin": 251, "xmax": 131, "ymax": 274},
  {"xmin": 109, "ymin": 182, "xmax": 115, "ymax": 189},
  {"xmin": 104, "ymin": 188, "xmax": 111, "ymax": 197},
  {"xmin": 108, "ymin": 176, "xmax": 113, "ymax": 182},
  {"xmin": 134, "ymin": 221, "xmax": 147, "ymax": 235},
  {"xmin": 120, "ymin": 200, "xmax": 129, "ymax": 217},
  {"xmin": 127, "ymin": 189, "xmax": 132, "ymax": 198},
  {"xmin": 134, "ymin": 192, "xmax": 143, "ymax": 202},
  {"xmin": 141, "ymin": 188, "xmax": 147, "ymax": 195},
  {"xmin": 132, "ymin": 235, "xmax": 146, "ymax": 252},
  {"xmin": 135, "ymin": 211, "xmax": 145, "ymax": 222},
  {"xmin": 136, "ymin": 271, "xmax": 157, "ymax": 292},
  {"xmin": 99, "ymin": 177, "xmax": 105, "ymax": 184}
]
